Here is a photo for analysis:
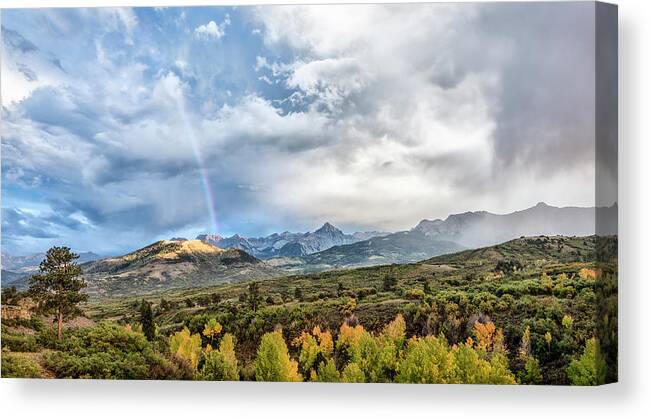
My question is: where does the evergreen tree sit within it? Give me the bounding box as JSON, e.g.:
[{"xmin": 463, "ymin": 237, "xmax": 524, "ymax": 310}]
[
  {"xmin": 382, "ymin": 274, "xmax": 398, "ymax": 292},
  {"xmin": 336, "ymin": 282, "xmax": 345, "ymax": 297},
  {"xmin": 423, "ymin": 279, "xmax": 432, "ymax": 295},
  {"xmin": 211, "ymin": 293, "xmax": 222, "ymax": 305},
  {"xmin": 294, "ymin": 287, "xmax": 303, "ymax": 301},
  {"xmin": 247, "ymin": 282, "xmax": 262, "ymax": 312},
  {"xmin": 28, "ymin": 246, "xmax": 87, "ymax": 339},
  {"xmin": 140, "ymin": 300, "xmax": 155, "ymax": 341}
]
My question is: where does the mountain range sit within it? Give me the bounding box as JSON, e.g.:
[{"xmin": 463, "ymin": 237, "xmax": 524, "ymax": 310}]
[
  {"xmin": 203, "ymin": 202, "xmax": 616, "ymax": 272},
  {"xmin": 1, "ymin": 251, "xmax": 101, "ymax": 272},
  {"xmin": 0, "ymin": 202, "xmax": 617, "ymax": 296},
  {"xmin": 411, "ymin": 202, "xmax": 617, "ymax": 248},
  {"xmin": 196, "ymin": 222, "xmax": 388, "ymax": 259}
]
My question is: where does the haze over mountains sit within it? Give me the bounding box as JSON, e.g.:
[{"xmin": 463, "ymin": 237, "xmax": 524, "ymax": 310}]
[
  {"xmin": 1, "ymin": 251, "xmax": 101, "ymax": 289},
  {"xmin": 411, "ymin": 202, "xmax": 617, "ymax": 248},
  {"xmin": 1, "ymin": 202, "xmax": 617, "ymax": 296},
  {"xmin": 195, "ymin": 202, "xmax": 617, "ymax": 271},
  {"xmin": 1, "ymin": 251, "xmax": 101, "ymax": 272}
]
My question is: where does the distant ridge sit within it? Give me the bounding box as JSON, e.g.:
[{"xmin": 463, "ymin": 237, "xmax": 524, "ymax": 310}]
[
  {"xmin": 412, "ymin": 202, "xmax": 617, "ymax": 248},
  {"xmin": 267, "ymin": 202, "xmax": 616, "ymax": 273},
  {"xmin": 1, "ymin": 251, "xmax": 102, "ymax": 290}
]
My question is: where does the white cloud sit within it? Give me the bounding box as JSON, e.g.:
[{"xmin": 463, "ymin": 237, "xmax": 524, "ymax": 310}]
[
  {"xmin": 240, "ymin": 5, "xmax": 504, "ymax": 228},
  {"xmin": 1, "ymin": 29, "xmax": 68, "ymax": 105},
  {"xmin": 194, "ymin": 15, "xmax": 230, "ymax": 41},
  {"xmin": 97, "ymin": 8, "xmax": 138, "ymax": 44}
]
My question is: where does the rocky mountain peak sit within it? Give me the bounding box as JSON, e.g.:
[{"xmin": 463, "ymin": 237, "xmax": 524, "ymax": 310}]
[
  {"xmin": 196, "ymin": 234, "xmax": 223, "ymax": 243},
  {"xmin": 315, "ymin": 222, "xmax": 342, "ymax": 235}
]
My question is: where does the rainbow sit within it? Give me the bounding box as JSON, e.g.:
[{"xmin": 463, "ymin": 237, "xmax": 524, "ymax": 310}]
[{"xmin": 177, "ymin": 97, "xmax": 219, "ymax": 235}]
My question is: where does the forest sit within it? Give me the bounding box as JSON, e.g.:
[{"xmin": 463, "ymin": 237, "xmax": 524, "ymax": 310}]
[{"xmin": 1, "ymin": 235, "xmax": 617, "ymax": 384}]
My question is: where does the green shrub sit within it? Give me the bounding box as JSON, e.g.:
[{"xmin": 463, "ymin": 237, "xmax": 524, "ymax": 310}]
[
  {"xmin": 43, "ymin": 322, "xmax": 166, "ymax": 379},
  {"xmin": 1, "ymin": 353, "xmax": 43, "ymax": 378},
  {"xmin": 519, "ymin": 357, "xmax": 543, "ymax": 384},
  {"xmin": 2, "ymin": 332, "xmax": 41, "ymax": 352},
  {"xmin": 405, "ymin": 288, "xmax": 425, "ymax": 300},
  {"xmin": 567, "ymin": 338, "xmax": 607, "ymax": 385}
]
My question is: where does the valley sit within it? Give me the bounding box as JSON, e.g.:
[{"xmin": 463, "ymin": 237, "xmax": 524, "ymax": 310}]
[
  {"xmin": 1, "ymin": 205, "xmax": 619, "ymax": 385},
  {"xmin": 3, "ymin": 233, "xmax": 618, "ymax": 384}
]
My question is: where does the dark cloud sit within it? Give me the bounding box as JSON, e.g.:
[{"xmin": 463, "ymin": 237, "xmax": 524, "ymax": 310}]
[
  {"xmin": 1, "ymin": 208, "xmax": 60, "ymax": 239},
  {"xmin": 1, "ymin": 26, "xmax": 38, "ymax": 53},
  {"xmin": 16, "ymin": 63, "xmax": 38, "ymax": 81},
  {"xmin": 476, "ymin": 2, "xmax": 596, "ymax": 174}
]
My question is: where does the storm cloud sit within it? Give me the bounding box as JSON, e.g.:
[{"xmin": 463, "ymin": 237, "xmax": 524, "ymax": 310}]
[{"xmin": 1, "ymin": 4, "xmax": 606, "ymax": 255}]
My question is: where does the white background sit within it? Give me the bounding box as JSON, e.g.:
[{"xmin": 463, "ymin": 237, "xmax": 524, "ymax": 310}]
[{"xmin": 1, "ymin": 0, "xmax": 649, "ymax": 418}]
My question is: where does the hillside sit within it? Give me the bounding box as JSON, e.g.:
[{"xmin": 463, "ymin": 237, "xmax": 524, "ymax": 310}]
[
  {"xmin": 1, "ymin": 269, "xmax": 26, "ymax": 287},
  {"xmin": 272, "ymin": 230, "xmax": 464, "ymax": 272},
  {"xmin": 426, "ymin": 235, "xmax": 597, "ymax": 265},
  {"xmin": 82, "ymin": 240, "xmax": 281, "ymax": 298},
  {"xmin": 76, "ymin": 234, "xmax": 616, "ymax": 384}
]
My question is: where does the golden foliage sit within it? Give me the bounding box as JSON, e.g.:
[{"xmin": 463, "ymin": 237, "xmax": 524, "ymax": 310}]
[
  {"xmin": 202, "ymin": 318, "xmax": 223, "ymax": 342},
  {"xmin": 473, "ymin": 321, "xmax": 496, "ymax": 353},
  {"xmin": 169, "ymin": 327, "xmax": 202, "ymax": 370},
  {"xmin": 578, "ymin": 268, "xmax": 597, "ymax": 281}
]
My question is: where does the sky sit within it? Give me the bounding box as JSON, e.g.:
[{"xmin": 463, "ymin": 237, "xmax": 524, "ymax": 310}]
[{"xmin": 1, "ymin": 3, "xmax": 605, "ymax": 256}]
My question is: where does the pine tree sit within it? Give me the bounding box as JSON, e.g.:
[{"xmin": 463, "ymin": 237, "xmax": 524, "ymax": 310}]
[
  {"xmin": 294, "ymin": 287, "xmax": 303, "ymax": 301},
  {"xmin": 247, "ymin": 282, "xmax": 262, "ymax": 312},
  {"xmin": 211, "ymin": 293, "xmax": 222, "ymax": 305},
  {"xmin": 140, "ymin": 300, "xmax": 155, "ymax": 341},
  {"xmin": 382, "ymin": 274, "xmax": 398, "ymax": 292},
  {"xmin": 28, "ymin": 246, "xmax": 87, "ymax": 339}
]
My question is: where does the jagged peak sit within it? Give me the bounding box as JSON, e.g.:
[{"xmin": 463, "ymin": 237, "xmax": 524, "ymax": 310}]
[
  {"xmin": 315, "ymin": 222, "xmax": 342, "ymax": 234},
  {"xmin": 196, "ymin": 234, "xmax": 223, "ymax": 242}
]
